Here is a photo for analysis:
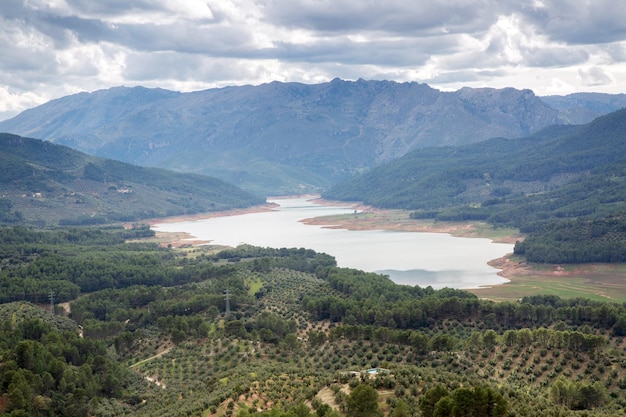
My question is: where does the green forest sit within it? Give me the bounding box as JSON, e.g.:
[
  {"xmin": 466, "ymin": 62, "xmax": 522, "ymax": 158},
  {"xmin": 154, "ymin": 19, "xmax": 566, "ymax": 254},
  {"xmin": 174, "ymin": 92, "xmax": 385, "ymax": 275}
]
[
  {"xmin": 2, "ymin": 226, "xmax": 626, "ymax": 416},
  {"xmin": 0, "ymin": 133, "xmax": 264, "ymax": 226},
  {"xmin": 324, "ymin": 109, "xmax": 626, "ymax": 264}
]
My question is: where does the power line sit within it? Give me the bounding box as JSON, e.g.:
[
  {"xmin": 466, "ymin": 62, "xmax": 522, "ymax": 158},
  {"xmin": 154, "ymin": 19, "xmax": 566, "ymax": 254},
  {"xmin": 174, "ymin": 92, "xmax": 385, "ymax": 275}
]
[
  {"xmin": 48, "ymin": 290, "xmax": 55, "ymax": 315},
  {"xmin": 224, "ymin": 289, "xmax": 230, "ymax": 318}
]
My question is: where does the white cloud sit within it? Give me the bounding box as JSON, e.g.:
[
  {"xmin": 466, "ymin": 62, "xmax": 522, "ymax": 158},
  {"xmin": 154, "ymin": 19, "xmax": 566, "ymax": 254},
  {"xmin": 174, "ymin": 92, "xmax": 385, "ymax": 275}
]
[
  {"xmin": 0, "ymin": 86, "xmax": 45, "ymax": 119},
  {"xmin": 1, "ymin": 0, "xmax": 626, "ymax": 120}
]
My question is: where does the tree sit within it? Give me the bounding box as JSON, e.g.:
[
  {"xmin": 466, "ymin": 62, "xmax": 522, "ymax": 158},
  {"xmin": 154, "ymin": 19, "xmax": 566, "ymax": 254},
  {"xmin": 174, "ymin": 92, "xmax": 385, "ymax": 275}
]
[
  {"xmin": 281, "ymin": 333, "xmax": 300, "ymax": 351},
  {"xmin": 612, "ymin": 315, "xmax": 626, "ymax": 336},
  {"xmin": 390, "ymin": 400, "xmax": 411, "ymax": 417},
  {"xmin": 482, "ymin": 329, "xmax": 498, "ymax": 351},
  {"xmin": 420, "ymin": 385, "xmax": 449, "ymax": 417},
  {"xmin": 291, "ymin": 403, "xmax": 313, "ymax": 417},
  {"xmin": 346, "ymin": 384, "xmax": 383, "ymax": 417},
  {"xmin": 433, "ymin": 396, "xmax": 454, "ymax": 417},
  {"xmin": 550, "ymin": 377, "xmax": 578, "ymax": 409},
  {"xmin": 430, "ymin": 334, "xmax": 456, "ymax": 352},
  {"xmin": 577, "ymin": 381, "xmax": 608, "ymax": 410}
]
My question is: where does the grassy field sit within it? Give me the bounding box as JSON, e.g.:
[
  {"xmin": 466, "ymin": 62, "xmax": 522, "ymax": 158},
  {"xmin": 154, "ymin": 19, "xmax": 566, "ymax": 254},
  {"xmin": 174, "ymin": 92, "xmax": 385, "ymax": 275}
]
[
  {"xmin": 247, "ymin": 276, "xmax": 263, "ymax": 296},
  {"xmin": 469, "ymin": 257, "xmax": 626, "ymax": 303}
]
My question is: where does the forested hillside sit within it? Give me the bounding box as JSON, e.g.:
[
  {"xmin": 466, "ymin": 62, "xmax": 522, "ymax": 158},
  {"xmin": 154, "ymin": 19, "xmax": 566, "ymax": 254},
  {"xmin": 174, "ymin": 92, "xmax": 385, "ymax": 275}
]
[
  {"xmin": 2, "ymin": 227, "xmax": 626, "ymax": 416},
  {"xmin": 0, "ymin": 133, "xmax": 264, "ymax": 226},
  {"xmin": 324, "ymin": 109, "xmax": 626, "ymax": 264}
]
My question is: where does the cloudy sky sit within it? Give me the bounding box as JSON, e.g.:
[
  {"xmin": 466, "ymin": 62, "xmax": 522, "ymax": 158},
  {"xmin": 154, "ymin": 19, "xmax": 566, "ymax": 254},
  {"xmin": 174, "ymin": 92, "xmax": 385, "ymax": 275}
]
[{"xmin": 1, "ymin": 0, "xmax": 626, "ymax": 120}]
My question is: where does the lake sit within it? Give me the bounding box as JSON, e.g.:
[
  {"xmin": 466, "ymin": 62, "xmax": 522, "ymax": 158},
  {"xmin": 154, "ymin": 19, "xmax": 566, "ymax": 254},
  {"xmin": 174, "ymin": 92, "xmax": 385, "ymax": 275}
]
[{"xmin": 153, "ymin": 197, "xmax": 513, "ymax": 289}]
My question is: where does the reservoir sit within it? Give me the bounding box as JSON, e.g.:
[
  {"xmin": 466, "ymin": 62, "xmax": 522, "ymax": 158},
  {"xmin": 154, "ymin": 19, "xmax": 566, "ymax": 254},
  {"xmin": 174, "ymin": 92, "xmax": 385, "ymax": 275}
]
[{"xmin": 153, "ymin": 197, "xmax": 513, "ymax": 289}]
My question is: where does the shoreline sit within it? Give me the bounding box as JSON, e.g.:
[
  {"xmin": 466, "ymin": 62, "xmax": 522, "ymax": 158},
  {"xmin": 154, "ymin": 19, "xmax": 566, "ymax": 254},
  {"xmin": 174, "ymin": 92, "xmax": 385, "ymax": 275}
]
[
  {"xmin": 145, "ymin": 202, "xmax": 279, "ymax": 226},
  {"xmin": 142, "ymin": 202, "xmax": 280, "ymax": 247},
  {"xmin": 139, "ymin": 196, "xmax": 626, "ymax": 302},
  {"xmin": 143, "ymin": 196, "xmax": 524, "ymax": 281}
]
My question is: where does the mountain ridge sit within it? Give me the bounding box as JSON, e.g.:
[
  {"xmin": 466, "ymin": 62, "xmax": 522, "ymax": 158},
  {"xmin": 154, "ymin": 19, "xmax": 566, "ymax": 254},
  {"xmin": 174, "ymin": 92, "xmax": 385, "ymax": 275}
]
[
  {"xmin": 324, "ymin": 108, "xmax": 626, "ymax": 213},
  {"xmin": 6, "ymin": 80, "xmax": 625, "ymax": 195}
]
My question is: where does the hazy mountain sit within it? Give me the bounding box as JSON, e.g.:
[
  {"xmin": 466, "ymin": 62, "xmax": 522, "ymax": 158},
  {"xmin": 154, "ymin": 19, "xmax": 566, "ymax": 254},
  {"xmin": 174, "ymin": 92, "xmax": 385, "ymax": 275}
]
[
  {"xmin": 4, "ymin": 79, "xmax": 625, "ymax": 196},
  {"xmin": 0, "ymin": 79, "xmax": 567, "ymax": 195},
  {"xmin": 541, "ymin": 92, "xmax": 626, "ymax": 124},
  {"xmin": 0, "ymin": 133, "xmax": 264, "ymax": 226}
]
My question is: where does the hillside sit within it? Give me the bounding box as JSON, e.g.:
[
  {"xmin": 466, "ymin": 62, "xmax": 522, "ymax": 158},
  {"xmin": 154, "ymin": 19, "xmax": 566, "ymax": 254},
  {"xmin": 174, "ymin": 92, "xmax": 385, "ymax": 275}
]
[
  {"xmin": 2, "ymin": 228, "xmax": 626, "ymax": 416},
  {"xmin": 0, "ymin": 80, "xmax": 569, "ymax": 195},
  {"xmin": 324, "ymin": 109, "xmax": 626, "ymax": 263},
  {"xmin": 0, "ymin": 133, "xmax": 264, "ymax": 226},
  {"xmin": 326, "ymin": 107, "xmax": 626, "ymax": 209}
]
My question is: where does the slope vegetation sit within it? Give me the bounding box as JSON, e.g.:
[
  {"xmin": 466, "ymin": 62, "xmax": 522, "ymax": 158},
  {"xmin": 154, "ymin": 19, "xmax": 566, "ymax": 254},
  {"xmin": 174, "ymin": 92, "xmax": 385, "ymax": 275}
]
[
  {"xmin": 0, "ymin": 133, "xmax": 264, "ymax": 226},
  {"xmin": 324, "ymin": 109, "xmax": 626, "ymax": 263},
  {"xmin": 2, "ymin": 230, "xmax": 626, "ymax": 416}
]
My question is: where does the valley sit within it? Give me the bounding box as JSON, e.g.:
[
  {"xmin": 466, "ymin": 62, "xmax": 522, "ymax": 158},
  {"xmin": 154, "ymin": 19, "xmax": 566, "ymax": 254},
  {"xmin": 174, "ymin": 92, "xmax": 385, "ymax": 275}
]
[
  {"xmin": 298, "ymin": 205, "xmax": 626, "ymax": 302},
  {"xmin": 149, "ymin": 201, "xmax": 626, "ymax": 303},
  {"xmin": 3, "ymin": 1, "xmax": 626, "ymax": 415},
  {"xmin": 1, "ymin": 81, "xmax": 626, "ymax": 417}
]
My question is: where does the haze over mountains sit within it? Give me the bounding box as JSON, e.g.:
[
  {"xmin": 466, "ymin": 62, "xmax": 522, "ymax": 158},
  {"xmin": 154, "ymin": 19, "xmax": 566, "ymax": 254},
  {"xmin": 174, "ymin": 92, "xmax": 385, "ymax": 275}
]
[{"xmin": 3, "ymin": 79, "xmax": 626, "ymax": 195}]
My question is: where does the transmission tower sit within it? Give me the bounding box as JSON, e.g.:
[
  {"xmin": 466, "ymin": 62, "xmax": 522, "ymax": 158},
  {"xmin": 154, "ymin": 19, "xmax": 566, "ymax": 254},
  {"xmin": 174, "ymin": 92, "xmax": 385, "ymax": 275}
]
[
  {"xmin": 48, "ymin": 290, "xmax": 55, "ymax": 315},
  {"xmin": 224, "ymin": 289, "xmax": 231, "ymax": 318}
]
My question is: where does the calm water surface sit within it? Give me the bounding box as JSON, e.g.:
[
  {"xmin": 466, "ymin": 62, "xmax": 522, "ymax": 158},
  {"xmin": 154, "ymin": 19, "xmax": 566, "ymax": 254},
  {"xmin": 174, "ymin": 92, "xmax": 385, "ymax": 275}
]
[{"xmin": 154, "ymin": 197, "xmax": 513, "ymax": 289}]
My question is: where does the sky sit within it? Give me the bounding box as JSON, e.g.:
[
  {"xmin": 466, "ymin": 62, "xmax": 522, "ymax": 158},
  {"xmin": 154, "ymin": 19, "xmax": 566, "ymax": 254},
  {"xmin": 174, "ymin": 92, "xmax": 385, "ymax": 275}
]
[{"xmin": 1, "ymin": 0, "xmax": 626, "ymax": 120}]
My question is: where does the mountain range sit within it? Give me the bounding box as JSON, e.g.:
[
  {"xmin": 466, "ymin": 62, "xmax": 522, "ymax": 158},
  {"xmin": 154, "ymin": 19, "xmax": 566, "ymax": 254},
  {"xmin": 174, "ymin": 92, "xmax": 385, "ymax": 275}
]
[{"xmin": 3, "ymin": 79, "xmax": 625, "ymax": 195}]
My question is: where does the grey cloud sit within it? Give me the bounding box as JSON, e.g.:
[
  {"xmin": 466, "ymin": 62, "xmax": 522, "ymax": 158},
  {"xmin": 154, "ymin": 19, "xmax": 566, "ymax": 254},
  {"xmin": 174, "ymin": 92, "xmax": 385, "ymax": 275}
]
[
  {"xmin": 2, "ymin": 1, "xmax": 97, "ymax": 48},
  {"xmin": 33, "ymin": 12, "xmax": 253, "ymax": 56},
  {"xmin": 40, "ymin": 14, "xmax": 111, "ymax": 43},
  {"xmin": 117, "ymin": 22, "xmax": 257, "ymax": 55},
  {"xmin": 65, "ymin": 0, "xmax": 162, "ymax": 16},
  {"xmin": 0, "ymin": 19, "xmax": 58, "ymax": 73},
  {"xmin": 425, "ymin": 68, "xmax": 512, "ymax": 86},
  {"xmin": 5, "ymin": 0, "xmax": 227, "ymax": 53},
  {"xmin": 605, "ymin": 43, "xmax": 626, "ymax": 63},
  {"xmin": 260, "ymin": 0, "xmax": 500, "ymax": 35},
  {"xmin": 123, "ymin": 53, "xmax": 263, "ymax": 83},
  {"xmin": 267, "ymin": 37, "xmax": 443, "ymax": 67},
  {"xmin": 523, "ymin": 47, "xmax": 589, "ymax": 68},
  {"xmin": 27, "ymin": 2, "xmax": 455, "ymax": 69},
  {"xmin": 579, "ymin": 67, "xmax": 613, "ymax": 86},
  {"xmin": 64, "ymin": 0, "xmax": 223, "ymax": 25},
  {"xmin": 1, "ymin": 0, "xmax": 33, "ymax": 20},
  {"xmin": 426, "ymin": 70, "xmax": 484, "ymax": 84},
  {"xmin": 515, "ymin": 0, "xmax": 626, "ymax": 45}
]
